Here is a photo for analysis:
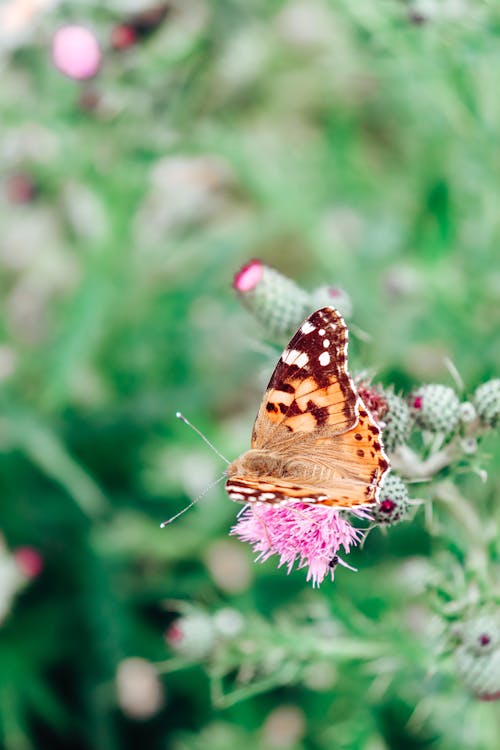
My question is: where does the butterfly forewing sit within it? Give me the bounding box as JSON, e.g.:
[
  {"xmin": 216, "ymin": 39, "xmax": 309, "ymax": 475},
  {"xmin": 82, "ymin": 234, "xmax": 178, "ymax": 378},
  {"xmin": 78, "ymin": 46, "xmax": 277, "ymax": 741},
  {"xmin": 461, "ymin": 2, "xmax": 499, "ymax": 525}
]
[{"xmin": 252, "ymin": 307, "xmax": 358, "ymax": 449}]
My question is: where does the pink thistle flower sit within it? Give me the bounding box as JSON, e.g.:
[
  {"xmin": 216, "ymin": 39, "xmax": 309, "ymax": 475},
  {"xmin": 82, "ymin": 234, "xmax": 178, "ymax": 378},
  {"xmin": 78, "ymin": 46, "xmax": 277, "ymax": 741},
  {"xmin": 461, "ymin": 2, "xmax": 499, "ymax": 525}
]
[
  {"xmin": 379, "ymin": 499, "xmax": 396, "ymax": 514},
  {"xmin": 231, "ymin": 503, "xmax": 369, "ymax": 587},
  {"xmin": 355, "ymin": 380, "xmax": 388, "ymax": 425}
]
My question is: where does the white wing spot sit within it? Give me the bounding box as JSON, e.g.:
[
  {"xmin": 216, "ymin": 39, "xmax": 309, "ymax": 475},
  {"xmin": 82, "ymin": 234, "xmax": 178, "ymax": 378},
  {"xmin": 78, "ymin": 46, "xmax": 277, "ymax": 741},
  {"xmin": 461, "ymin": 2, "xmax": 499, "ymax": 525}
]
[
  {"xmin": 301, "ymin": 320, "xmax": 316, "ymax": 334},
  {"xmin": 318, "ymin": 328, "xmax": 325, "ymax": 336},
  {"xmin": 259, "ymin": 492, "xmax": 276, "ymax": 500},
  {"xmin": 229, "ymin": 493, "xmax": 245, "ymax": 501},
  {"xmin": 282, "ymin": 348, "xmax": 298, "ymax": 364},
  {"xmin": 323, "ymin": 339, "xmax": 330, "ymax": 347},
  {"xmin": 295, "ymin": 351, "xmax": 309, "ymax": 368},
  {"xmin": 319, "ymin": 351, "xmax": 330, "ymax": 366}
]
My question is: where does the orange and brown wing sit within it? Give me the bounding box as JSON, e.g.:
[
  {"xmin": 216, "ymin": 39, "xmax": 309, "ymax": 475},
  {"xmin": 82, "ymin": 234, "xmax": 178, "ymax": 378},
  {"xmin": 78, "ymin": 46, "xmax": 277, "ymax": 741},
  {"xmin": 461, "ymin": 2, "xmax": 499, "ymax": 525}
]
[
  {"xmin": 227, "ymin": 404, "xmax": 389, "ymax": 508},
  {"xmin": 252, "ymin": 307, "xmax": 358, "ymax": 449},
  {"xmin": 306, "ymin": 404, "xmax": 389, "ymax": 507}
]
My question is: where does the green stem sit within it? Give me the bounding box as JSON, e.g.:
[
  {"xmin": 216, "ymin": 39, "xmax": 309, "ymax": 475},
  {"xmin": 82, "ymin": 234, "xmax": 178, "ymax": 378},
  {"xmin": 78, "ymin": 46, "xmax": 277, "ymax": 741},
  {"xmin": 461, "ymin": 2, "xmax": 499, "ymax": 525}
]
[
  {"xmin": 433, "ymin": 480, "xmax": 489, "ymax": 577},
  {"xmin": 391, "ymin": 443, "xmax": 459, "ymax": 480}
]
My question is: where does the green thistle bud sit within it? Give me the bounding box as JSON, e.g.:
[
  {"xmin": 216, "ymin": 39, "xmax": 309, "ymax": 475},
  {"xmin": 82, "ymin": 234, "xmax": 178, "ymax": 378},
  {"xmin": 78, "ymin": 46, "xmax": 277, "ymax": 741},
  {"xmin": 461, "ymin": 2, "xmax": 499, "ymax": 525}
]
[
  {"xmin": 459, "ymin": 401, "xmax": 477, "ymax": 426},
  {"xmin": 233, "ymin": 259, "xmax": 311, "ymax": 339},
  {"xmin": 409, "ymin": 384, "xmax": 460, "ymax": 434},
  {"xmin": 165, "ymin": 611, "xmax": 215, "ymax": 661},
  {"xmin": 454, "ymin": 610, "xmax": 500, "ymax": 701},
  {"xmin": 309, "ymin": 285, "xmax": 353, "ymax": 319},
  {"xmin": 473, "ymin": 379, "xmax": 500, "ymax": 428},
  {"xmin": 212, "ymin": 608, "xmax": 245, "ymax": 638},
  {"xmin": 460, "ymin": 437, "xmax": 477, "ymax": 455},
  {"xmin": 382, "ymin": 390, "xmax": 414, "ymax": 452},
  {"xmin": 372, "ymin": 473, "xmax": 410, "ymax": 526}
]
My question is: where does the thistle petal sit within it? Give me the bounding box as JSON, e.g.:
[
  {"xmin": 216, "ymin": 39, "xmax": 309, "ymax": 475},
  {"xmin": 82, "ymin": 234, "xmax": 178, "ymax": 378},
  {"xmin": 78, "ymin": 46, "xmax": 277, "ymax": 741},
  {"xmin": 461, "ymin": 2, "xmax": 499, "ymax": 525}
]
[{"xmin": 231, "ymin": 503, "xmax": 366, "ymax": 587}]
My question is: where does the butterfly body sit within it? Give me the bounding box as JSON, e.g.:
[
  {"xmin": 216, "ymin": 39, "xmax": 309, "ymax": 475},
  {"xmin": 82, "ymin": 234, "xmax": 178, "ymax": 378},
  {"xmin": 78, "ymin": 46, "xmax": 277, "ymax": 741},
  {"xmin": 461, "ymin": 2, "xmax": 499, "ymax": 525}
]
[{"xmin": 226, "ymin": 307, "xmax": 389, "ymax": 509}]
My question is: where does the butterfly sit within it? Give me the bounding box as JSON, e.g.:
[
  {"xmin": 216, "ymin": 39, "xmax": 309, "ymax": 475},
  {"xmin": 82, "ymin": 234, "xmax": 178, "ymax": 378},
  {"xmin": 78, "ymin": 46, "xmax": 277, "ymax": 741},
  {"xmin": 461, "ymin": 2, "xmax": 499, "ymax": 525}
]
[{"xmin": 226, "ymin": 307, "xmax": 389, "ymax": 508}]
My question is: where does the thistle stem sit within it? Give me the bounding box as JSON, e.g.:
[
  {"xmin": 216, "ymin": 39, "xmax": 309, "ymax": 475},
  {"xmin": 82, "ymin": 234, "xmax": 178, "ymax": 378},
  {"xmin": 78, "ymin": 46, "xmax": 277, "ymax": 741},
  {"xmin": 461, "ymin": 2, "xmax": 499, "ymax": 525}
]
[
  {"xmin": 432, "ymin": 480, "xmax": 489, "ymax": 577},
  {"xmin": 390, "ymin": 443, "xmax": 459, "ymax": 479}
]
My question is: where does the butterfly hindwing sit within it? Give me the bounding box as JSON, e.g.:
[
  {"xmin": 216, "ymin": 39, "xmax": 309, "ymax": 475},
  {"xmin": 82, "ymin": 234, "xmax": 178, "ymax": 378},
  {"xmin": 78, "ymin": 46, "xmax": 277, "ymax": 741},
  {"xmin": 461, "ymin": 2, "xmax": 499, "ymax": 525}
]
[{"xmin": 227, "ymin": 401, "xmax": 388, "ymax": 508}]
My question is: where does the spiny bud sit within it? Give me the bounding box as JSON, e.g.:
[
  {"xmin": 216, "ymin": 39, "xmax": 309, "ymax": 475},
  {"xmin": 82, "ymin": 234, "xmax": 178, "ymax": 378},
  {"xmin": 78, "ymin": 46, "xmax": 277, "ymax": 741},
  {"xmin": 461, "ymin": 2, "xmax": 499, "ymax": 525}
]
[
  {"xmin": 454, "ymin": 610, "xmax": 500, "ymax": 701},
  {"xmin": 409, "ymin": 384, "xmax": 460, "ymax": 434},
  {"xmin": 233, "ymin": 259, "xmax": 311, "ymax": 340},
  {"xmin": 355, "ymin": 379, "xmax": 388, "ymax": 425},
  {"xmin": 165, "ymin": 612, "xmax": 215, "ymax": 661},
  {"xmin": 473, "ymin": 379, "xmax": 500, "ymax": 428},
  {"xmin": 382, "ymin": 390, "xmax": 414, "ymax": 452},
  {"xmin": 460, "ymin": 437, "xmax": 477, "ymax": 455},
  {"xmin": 459, "ymin": 401, "xmax": 477, "ymax": 426},
  {"xmin": 309, "ymin": 285, "xmax": 352, "ymax": 319},
  {"xmin": 372, "ymin": 473, "xmax": 410, "ymax": 526}
]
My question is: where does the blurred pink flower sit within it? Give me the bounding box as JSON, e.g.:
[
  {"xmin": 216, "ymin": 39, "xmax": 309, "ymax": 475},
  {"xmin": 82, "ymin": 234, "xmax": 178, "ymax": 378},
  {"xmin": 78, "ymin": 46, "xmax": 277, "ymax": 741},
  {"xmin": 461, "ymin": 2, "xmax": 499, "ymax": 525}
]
[
  {"xmin": 14, "ymin": 546, "xmax": 44, "ymax": 578},
  {"xmin": 52, "ymin": 25, "xmax": 101, "ymax": 81},
  {"xmin": 231, "ymin": 503, "xmax": 369, "ymax": 586}
]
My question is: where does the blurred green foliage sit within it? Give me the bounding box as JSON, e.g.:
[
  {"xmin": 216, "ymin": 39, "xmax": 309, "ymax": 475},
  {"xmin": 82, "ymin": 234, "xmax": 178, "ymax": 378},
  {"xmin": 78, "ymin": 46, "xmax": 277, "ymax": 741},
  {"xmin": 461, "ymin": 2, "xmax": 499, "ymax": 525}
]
[{"xmin": 1, "ymin": 1, "xmax": 500, "ymax": 749}]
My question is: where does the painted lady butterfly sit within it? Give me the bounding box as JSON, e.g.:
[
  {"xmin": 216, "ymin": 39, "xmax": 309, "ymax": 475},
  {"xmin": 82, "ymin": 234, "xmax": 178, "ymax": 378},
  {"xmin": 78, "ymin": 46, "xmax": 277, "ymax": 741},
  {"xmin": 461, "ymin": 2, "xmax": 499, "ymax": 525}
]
[{"xmin": 226, "ymin": 307, "xmax": 389, "ymax": 508}]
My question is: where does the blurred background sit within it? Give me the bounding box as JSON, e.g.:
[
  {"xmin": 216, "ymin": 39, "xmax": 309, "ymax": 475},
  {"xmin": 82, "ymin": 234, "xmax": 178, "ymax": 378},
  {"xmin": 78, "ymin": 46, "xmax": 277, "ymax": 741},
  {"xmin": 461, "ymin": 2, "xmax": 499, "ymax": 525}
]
[{"xmin": 1, "ymin": 1, "xmax": 500, "ymax": 749}]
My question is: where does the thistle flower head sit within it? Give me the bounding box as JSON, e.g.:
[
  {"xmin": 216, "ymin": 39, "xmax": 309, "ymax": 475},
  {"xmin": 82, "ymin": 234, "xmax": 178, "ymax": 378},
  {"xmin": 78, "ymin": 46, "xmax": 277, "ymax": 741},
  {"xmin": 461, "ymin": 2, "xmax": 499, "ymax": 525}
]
[
  {"xmin": 355, "ymin": 379, "xmax": 388, "ymax": 424},
  {"xmin": 473, "ymin": 378, "xmax": 500, "ymax": 428},
  {"xmin": 165, "ymin": 611, "xmax": 215, "ymax": 660},
  {"xmin": 233, "ymin": 258, "xmax": 311, "ymax": 340},
  {"xmin": 454, "ymin": 609, "xmax": 500, "ymax": 701},
  {"xmin": 310, "ymin": 285, "xmax": 353, "ymax": 318},
  {"xmin": 382, "ymin": 389, "xmax": 414, "ymax": 452},
  {"xmin": 231, "ymin": 502, "xmax": 368, "ymax": 587},
  {"xmin": 409, "ymin": 384, "xmax": 460, "ymax": 434},
  {"xmin": 233, "ymin": 258, "xmax": 264, "ymax": 293},
  {"xmin": 372, "ymin": 473, "xmax": 410, "ymax": 526}
]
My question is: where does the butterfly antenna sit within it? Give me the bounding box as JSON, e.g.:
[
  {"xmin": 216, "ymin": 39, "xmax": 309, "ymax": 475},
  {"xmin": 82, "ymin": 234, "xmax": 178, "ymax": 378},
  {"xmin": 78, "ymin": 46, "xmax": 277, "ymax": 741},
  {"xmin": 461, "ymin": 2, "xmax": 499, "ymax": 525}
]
[
  {"xmin": 175, "ymin": 411, "xmax": 230, "ymax": 465},
  {"xmin": 160, "ymin": 472, "xmax": 226, "ymax": 528}
]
